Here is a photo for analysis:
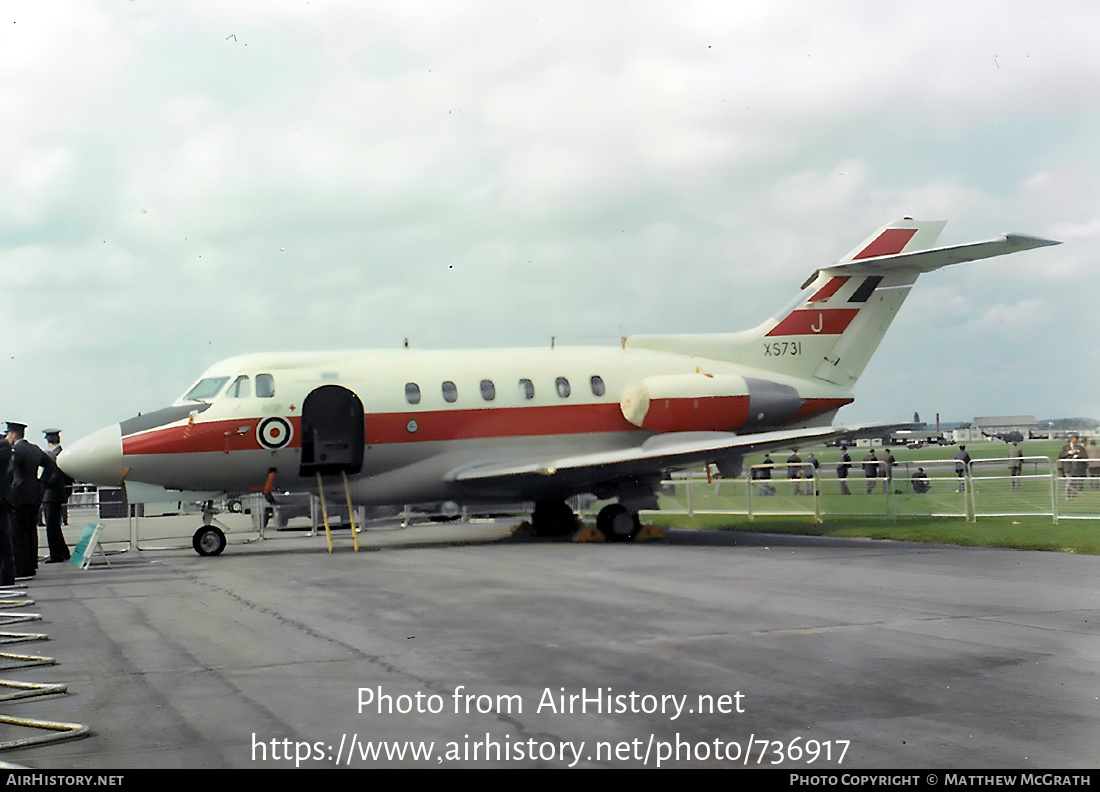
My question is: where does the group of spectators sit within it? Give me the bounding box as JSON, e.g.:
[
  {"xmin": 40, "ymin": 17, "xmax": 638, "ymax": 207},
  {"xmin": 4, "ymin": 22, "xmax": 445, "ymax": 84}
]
[
  {"xmin": 1058, "ymin": 435, "xmax": 1099, "ymax": 499},
  {"xmin": 0, "ymin": 422, "xmax": 72, "ymax": 585},
  {"xmin": 749, "ymin": 439, "xmax": 1100, "ymax": 497},
  {"xmin": 754, "ymin": 446, "xmax": 901, "ymax": 496}
]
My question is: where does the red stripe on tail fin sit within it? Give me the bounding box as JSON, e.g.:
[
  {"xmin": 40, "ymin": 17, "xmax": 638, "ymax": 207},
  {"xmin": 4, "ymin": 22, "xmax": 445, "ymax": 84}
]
[
  {"xmin": 766, "ymin": 309, "xmax": 859, "ymax": 337},
  {"xmin": 807, "ymin": 276, "xmax": 849, "ymax": 302},
  {"xmin": 852, "ymin": 228, "xmax": 917, "ymax": 259}
]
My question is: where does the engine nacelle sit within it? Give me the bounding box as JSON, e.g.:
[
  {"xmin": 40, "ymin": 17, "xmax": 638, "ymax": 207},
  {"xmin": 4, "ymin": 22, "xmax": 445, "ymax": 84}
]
[
  {"xmin": 620, "ymin": 374, "xmax": 750, "ymax": 432},
  {"xmin": 619, "ymin": 373, "xmax": 805, "ymax": 433}
]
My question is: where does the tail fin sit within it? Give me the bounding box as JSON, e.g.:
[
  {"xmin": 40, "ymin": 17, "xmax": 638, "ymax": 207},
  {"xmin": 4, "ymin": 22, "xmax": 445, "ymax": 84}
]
[
  {"xmin": 626, "ymin": 219, "xmax": 1059, "ymax": 388},
  {"xmin": 836, "ymin": 218, "xmax": 947, "ymax": 264}
]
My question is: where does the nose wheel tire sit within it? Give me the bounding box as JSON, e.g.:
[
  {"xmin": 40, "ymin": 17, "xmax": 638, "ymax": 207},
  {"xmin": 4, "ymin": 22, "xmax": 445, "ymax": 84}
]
[{"xmin": 193, "ymin": 526, "xmax": 227, "ymax": 556}]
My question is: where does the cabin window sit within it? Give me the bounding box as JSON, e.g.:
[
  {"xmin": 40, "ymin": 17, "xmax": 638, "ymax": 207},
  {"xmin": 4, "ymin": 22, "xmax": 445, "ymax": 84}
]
[
  {"xmin": 183, "ymin": 376, "xmax": 229, "ymax": 402},
  {"xmin": 405, "ymin": 383, "xmax": 421, "ymax": 405},
  {"xmin": 590, "ymin": 376, "xmax": 606, "ymax": 397},
  {"xmin": 519, "ymin": 379, "xmax": 535, "ymax": 400},
  {"xmin": 226, "ymin": 375, "xmax": 250, "ymax": 399},
  {"xmin": 442, "ymin": 381, "xmax": 458, "ymax": 403},
  {"xmin": 555, "ymin": 377, "xmax": 571, "ymax": 398},
  {"xmin": 256, "ymin": 374, "xmax": 275, "ymax": 398},
  {"xmin": 480, "ymin": 379, "xmax": 495, "ymax": 401}
]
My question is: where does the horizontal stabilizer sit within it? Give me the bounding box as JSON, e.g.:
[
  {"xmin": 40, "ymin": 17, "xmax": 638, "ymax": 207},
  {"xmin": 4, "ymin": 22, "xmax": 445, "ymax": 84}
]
[{"xmin": 820, "ymin": 232, "xmax": 1061, "ymax": 277}]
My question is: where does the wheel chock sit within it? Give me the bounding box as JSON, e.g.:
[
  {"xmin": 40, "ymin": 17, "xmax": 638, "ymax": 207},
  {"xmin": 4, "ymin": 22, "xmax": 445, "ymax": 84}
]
[
  {"xmin": 636, "ymin": 523, "xmax": 665, "ymax": 541},
  {"xmin": 571, "ymin": 523, "xmax": 607, "ymax": 543},
  {"xmin": 507, "ymin": 521, "xmax": 534, "ymax": 537}
]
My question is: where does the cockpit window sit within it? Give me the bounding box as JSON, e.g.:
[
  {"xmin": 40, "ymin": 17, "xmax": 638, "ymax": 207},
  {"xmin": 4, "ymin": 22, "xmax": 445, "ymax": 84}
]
[
  {"xmin": 256, "ymin": 374, "xmax": 275, "ymax": 398},
  {"xmin": 226, "ymin": 375, "xmax": 251, "ymax": 399},
  {"xmin": 183, "ymin": 376, "xmax": 230, "ymax": 402}
]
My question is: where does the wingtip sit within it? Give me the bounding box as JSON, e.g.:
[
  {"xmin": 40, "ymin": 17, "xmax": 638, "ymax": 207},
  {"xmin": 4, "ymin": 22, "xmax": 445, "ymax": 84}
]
[{"xmin": 1003, "ymin": 233, "xmax": 1062, "ymax": 248}]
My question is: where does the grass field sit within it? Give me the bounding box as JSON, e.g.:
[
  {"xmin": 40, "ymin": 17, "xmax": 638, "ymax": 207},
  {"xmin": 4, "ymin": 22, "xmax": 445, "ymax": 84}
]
[
  {"xmin": 645, "ymin": 512, "xmax": 1100, "ymax": 554},
  {"xmin": 634, "ymin": 439, "xmax": 1100, "ymax": 554}
]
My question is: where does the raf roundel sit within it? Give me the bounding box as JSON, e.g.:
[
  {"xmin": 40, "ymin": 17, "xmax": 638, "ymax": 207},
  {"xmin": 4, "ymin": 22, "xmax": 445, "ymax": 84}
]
[{"xmin": 257, "ymin": 417, "xmax": 293, "ymax": 450}]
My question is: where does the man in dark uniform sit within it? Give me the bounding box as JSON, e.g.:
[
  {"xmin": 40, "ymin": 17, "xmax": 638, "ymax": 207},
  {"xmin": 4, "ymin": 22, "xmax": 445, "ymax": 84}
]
[
  {"xmin": 5, "ymin": 422, "xmax": 56, "ymax": 578},
  {"xmin": 837, "ymin": 446, "xmax": 852, "ymax": 495},
  {"xmin": 754, "ymin": 453, "xmax": 775, "ymax": 496},
  {"xmin": 787, "ymin": 449, "xmax": 803, "ymax": 495},
  {"xmin": 862, "ymin": 449, "xmax": 879, "ymax": 494},
  {"xmin": 955, "ymin": 445, "xmax": 971, "ymax": 493},
  {"xmin": 41, "ymin": 429, "xmax": 72, "ymax": 563},
  {"xmin": 1058, "ymin": 436, "xmax": 1087, "ymax": 500},
  {"xmin": 883, "ymin": 448, "xmax": 896, "ymax": 494},
  {"xmin": 912, "ymin": 467, "xmax": 931, "ymax": 494},
  {"xmin": 0, "ymin": 432, "xmax": 14, "ymax": 585},
  {"xmin": 1008, "ymin": 441, "xmax": 1023, "ymax": 490}
]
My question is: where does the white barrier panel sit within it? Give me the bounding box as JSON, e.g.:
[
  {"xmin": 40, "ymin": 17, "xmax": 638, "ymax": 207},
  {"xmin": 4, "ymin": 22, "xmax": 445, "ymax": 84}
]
[
  {"xmin": 747, "ymin": 464, "xmax": 818, "ymax": 518},
  {"xmin": 654, "ymin": 477, "xmax": 752, "ymax": 517},
  {"xmin": 1055, "ymin": 476, "xmax": 1100, "ymax": 520},
  {"xmin": 970, "ymin": 457, "xmax": 1055, "ymax": 518}
]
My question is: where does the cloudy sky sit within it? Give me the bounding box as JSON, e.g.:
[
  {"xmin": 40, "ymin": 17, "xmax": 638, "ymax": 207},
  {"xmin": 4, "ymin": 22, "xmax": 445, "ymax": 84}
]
[{"xmin": 2, "ymin": 1, "xmax": 1097, "ymax": 442}]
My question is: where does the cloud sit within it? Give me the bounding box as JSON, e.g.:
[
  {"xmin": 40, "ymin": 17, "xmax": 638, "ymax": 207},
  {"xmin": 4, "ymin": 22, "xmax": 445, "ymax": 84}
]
[{"xmin": 2, "ymin": 1, "xmax": 1096, "ymax": 438}]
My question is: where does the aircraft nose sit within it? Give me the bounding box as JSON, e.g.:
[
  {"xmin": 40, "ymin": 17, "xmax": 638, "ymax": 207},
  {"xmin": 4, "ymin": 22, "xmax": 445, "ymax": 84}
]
[{"xmin": 59, "ymin": 423, "xmax": 125, "ymax": 486}]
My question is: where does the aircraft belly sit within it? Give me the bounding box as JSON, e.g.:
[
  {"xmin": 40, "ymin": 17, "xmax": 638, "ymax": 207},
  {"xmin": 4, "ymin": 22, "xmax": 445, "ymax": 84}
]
[
  {"xmin": 350, "ymin": 432, "xmax": 646, "ymax": 505},
  {"xmin": 124, "ymin": 448, "xmax": 284, "ymax": 492}
]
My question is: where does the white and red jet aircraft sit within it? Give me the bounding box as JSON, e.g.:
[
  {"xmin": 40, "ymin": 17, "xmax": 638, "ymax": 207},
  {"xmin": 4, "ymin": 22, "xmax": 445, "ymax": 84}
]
[{"xmin": 59, "ymin": 219, "xmax": 1058, "ymax": 554}]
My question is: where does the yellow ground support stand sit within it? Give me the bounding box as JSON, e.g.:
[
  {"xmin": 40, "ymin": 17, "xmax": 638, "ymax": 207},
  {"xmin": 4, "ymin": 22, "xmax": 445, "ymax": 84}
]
[
  {"xmin": 0, "ymin": 715, "xmax": 89, "ymax": 749},
  {"xmin": 0, "ymin": 680, "xmax": 68, "ymax": 703},
  {"xmin": 317, "ymin": 472, "xmax": 334, "ymax": 553},
  {"xmin": 343, "ymin": 471, "xmax": 360, "ymax": 552},
  {"xmin": 316, "ymin": 472, "xmax": 361, "ymax": 553},
  {"xmin": 0, "ymin": 653, "xmax": 54, "ymax": 671}
]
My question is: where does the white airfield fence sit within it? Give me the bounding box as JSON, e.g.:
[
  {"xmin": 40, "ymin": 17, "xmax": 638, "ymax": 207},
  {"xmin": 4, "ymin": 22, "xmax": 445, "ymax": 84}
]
[{"xmin": 643, "ymin": 456, "xmax": 1099, "ymax": 523}]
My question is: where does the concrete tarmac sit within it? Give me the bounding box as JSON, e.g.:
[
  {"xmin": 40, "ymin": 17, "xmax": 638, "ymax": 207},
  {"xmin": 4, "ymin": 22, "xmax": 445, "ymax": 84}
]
[{"xmin": 1, "ymin": 514, "xmax": 1097, "ymax": 769}]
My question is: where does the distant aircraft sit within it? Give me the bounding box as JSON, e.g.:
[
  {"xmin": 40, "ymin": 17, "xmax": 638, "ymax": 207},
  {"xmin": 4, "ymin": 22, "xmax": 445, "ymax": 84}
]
[{"xmin": 59, "ymin": 219, "xmax": 1059, "ymax": 554}]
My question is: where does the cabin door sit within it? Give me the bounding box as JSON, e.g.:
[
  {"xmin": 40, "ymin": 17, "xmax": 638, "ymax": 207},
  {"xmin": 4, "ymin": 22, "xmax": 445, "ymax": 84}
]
[{"xmin": 298, "ymin": 385, "xmax": 365, "ymax": 477}]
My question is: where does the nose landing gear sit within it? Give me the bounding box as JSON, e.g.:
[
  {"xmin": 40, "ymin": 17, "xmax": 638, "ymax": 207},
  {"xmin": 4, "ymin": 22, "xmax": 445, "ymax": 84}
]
[{"xmin": 193, "ymin": 525, "xmax": 227, "ymax": 556}]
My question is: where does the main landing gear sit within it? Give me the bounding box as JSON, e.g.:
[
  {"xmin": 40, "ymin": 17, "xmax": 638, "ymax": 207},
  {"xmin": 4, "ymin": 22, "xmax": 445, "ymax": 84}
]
[
  {"xmin": 595, "ymin": 503, "xmax": 642, "ymax": 543},
  {"xmin": 530, "ymin": 500, "xmax": 578, "ymax": 537},
  {"xmin": 530, "ymin": 499, "xmax": 643, "ymax": 542}
]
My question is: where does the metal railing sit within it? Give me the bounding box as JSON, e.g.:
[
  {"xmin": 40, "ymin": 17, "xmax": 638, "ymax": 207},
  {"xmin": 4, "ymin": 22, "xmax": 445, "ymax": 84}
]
[{"xmin": 646, "ymin": 456, "xmax": 1099, "ymax": 523}]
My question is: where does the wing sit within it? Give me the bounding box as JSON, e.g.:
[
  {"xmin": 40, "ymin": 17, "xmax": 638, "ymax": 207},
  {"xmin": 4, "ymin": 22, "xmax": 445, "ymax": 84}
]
[{"xmin": 446, "ymin": 425, "xmax": 854, "ymax": 500}]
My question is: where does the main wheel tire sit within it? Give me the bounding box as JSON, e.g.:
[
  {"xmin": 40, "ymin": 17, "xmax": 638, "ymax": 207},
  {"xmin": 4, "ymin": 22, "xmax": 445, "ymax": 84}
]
[
  {"xmin": 193, "ymin": 526, "xmax": 227, "ymax": 557},
  {"xmin": 531, "ymin": 500, "xmax": 577, "ymax": 537},
  {"xmin": 596, "ymin": 504, "xmax": 641, "ymax": 542}
]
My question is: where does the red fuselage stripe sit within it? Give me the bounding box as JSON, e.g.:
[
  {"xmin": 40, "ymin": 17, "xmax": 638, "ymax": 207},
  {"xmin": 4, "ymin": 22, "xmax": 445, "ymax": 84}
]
[{"xmin": 119, "ymin": 397, "xmax": 850, "ymax": 456}]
